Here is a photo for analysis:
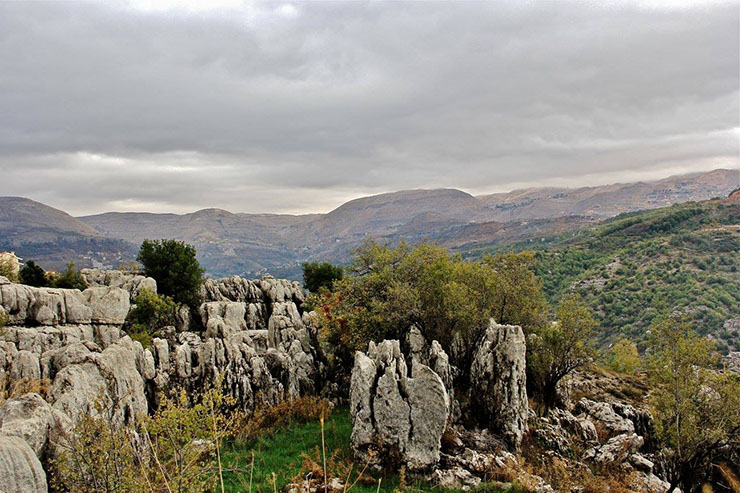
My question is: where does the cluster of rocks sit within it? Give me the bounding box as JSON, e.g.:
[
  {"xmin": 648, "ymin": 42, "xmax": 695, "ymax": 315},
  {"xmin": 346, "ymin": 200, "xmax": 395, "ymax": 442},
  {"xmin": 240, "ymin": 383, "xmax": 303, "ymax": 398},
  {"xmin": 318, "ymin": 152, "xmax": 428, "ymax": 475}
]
[
  {"xmin": 0, "ymin": 271, "xmax": 325, "ymax": 493},
  {"xmin": 349, "ymin": 319, "xmax": 529, "ymax": 478}
]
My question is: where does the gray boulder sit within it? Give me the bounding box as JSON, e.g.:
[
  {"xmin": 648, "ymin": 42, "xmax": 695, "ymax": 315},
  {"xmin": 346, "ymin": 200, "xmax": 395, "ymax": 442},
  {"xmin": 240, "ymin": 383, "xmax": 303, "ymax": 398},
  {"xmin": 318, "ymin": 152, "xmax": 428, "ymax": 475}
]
[
  {"xmin": 0, "ymin": 433, "xmax": 47, "ymax": 493},
  {"xmin": 469, "ymin": 319, "xmax": 528, "ymax": 451},
  {"xmin": 0, "ymin": 393, "xmax": 71, "ymax": 460},
  {"xmin": 350, "ymin": 340, "xmax": 449, "ymax": 471}
]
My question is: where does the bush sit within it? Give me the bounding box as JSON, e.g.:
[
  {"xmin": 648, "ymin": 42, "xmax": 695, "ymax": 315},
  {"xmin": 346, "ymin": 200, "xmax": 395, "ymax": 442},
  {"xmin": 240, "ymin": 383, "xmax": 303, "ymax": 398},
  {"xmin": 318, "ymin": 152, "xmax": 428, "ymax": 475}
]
[
  {"xmin": 314, "ymin": 241, "xmax": 546, "ymax": 375},
  {"xmin": 137, "ymin": 239, "xmax": 204, "ymax": 310},
  {"xmin": 646, "ymin": 316, "xmax": 740, "ymax": 491},
  {"xmin": 0, "ymin": 256, "xmax": 18, "ymax": 282},
  {"xmin": 19, "ymin": 260, "xmax": 48, "ymax": 287},
  {"xmin": 125, "ymin": 288, "xmax": 178, "ymax": 348},
  {"xmin": 301, "ymin": 261, "xmax": 343, "ymax": 293},
  {"xmin": 607, "ymin": 338, "xmax": 640, "ymax": 374},
  {"xmin": 232, "ymin": 395, "xmax": 333, "ymax": 444},
  {"xmin": 527, "ymin": 294, "xmax": 597, "ymax": 411},
  {"xmin": 52, "ymin": 384, "xmax": 234, "ymax": 493},
  {"xmin": 50, "ymin": 262, "xmax": 87, "ymax": 290}
]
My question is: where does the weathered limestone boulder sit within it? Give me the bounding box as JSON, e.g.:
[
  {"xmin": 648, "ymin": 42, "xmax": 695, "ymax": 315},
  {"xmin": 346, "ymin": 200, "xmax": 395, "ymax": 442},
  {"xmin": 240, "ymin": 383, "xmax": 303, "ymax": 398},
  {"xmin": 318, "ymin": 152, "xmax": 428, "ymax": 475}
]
[
  {"xmin": 0, "ymin": 393, "xmax": 71, "ymax": 460},
  {"xmin": 0, "ymin": 281, "xmax": 127, "ymax": 328},
  {"xmin": 80, "ymin": 268, "xmax": 157, "ymax": 301},
  {"xmin": 350, "ymin": 340, "xmax": 449, "ymax": 471},
  {"xmin": 584, "ymin": 432, "xmax": 644, "ymax": 465},
  {"xmin": 82, "ymin": 287, "xmax": 130, "ymax": 325},
  {"xmin": 0, "ymin": 433, "xmax": 47, "ymax": 493},
  {"xmin": 200, "ymin": 301, "xmax": 247, "ymax": 338},
  {"xmin": 469, "ymin": 319, "xmax": 528, "ymax": 451},
  {"xmin": 49, "ymin": 337, "xmax": 147, "ymax": 425}
]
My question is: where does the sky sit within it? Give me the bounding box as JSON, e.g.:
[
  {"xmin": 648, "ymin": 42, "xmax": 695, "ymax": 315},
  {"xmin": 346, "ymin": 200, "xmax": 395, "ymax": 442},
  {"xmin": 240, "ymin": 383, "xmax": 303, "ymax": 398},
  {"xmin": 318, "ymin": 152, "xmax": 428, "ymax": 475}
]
[{"xmin": 0, "ymin": 0, "xmax": 738, "ymax": 216}]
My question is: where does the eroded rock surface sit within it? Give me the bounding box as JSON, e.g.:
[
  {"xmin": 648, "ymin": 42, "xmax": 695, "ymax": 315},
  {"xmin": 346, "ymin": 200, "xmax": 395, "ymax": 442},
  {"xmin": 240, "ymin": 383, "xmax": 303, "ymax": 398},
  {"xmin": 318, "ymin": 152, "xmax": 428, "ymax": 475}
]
[
  {"xmin": 469, "ymin": 319, "xmax": 528, "ymax": 451},
  {"xmin": 350, "ymin": 339, "xmax": 449, "ymax": 471}
]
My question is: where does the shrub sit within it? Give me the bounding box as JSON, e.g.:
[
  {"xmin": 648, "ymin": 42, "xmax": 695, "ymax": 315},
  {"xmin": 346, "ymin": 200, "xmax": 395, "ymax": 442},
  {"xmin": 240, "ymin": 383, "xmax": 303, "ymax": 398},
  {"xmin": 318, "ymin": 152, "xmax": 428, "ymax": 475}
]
[
  {"xmin": 137, "ymin": 239, "xmax": 205, "ymax": 310},
  {"xmin": 527, "ymin": 294, "xmax": 597, "ymax": 411},
  {"xmin": 301, "ymin": 261, "xmax": 343, "ymax": 293},
  {"xmin": 125, "ymin": 288, "xmax": 178, "ymax": 347},
  {"xmin": 50, "ymin": 262, "xmax": 87, "ymax": 290},
  {"xmin": 232, "ymin": 395, "xmax": 333, "ymax": 444},
  {"xmin": 0, "ymin": 256, "xmax": 18, "ymax": 282},
  {"xmin": 52, "ymin": 385, "xmax": 234, "ymax": 493},
  {"xmin": 646, "ymin": 316, "xmax": 740, "ymax": 491},
  {"xmin": 19, "ymin": 260, "xmax": 48, "ymax": 287},
  {"xmin": 607, "ymin": 338, "xmax": 641, "ymax": 374},
  {"xmin": 315, "ymin": 241, "xmax": 546, "ymax": 374}
]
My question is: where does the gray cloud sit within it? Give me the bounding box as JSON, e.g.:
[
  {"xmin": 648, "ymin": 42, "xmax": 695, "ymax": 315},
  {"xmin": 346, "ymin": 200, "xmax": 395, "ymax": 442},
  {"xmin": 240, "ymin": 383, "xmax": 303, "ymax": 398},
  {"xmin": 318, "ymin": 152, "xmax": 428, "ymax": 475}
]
[{"xmin": 0, "ymin": 0, "xmax": 737, "ymax": 215}]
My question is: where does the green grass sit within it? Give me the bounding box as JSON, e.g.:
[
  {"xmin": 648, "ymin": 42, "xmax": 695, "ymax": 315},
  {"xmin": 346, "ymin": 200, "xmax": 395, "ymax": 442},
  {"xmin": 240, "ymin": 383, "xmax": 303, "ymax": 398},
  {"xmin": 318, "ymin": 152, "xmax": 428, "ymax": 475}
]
[{"xmin": 220, "ymin": 408, "xmax": 516, "ymax": 493}]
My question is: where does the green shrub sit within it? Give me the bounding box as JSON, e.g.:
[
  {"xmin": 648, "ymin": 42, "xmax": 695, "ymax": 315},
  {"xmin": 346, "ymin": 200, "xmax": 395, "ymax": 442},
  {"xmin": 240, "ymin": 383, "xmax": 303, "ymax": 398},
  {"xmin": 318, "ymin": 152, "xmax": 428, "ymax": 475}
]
[
  {"xmin": 607, "ymin": 338, "xmax": 641, "ymax": 374},
  {"xmin": 137, "ymin": 239, "xmax": 204, "ymax": 310},
  {"xmin": 19, "ymin": 260, "xmax": 48, "ymax": 287},
  {"xmin": 315, "ymin": 241, "xmax": 546, "ymax": 374},
  {"xmin": 0, "ymin": 256, "xmax": 18, "ymax": 282},
  {"xmin": 50, "ymin": 262, "xmax": 87, "ymax": 290},
  {"xmin": 301, "ymin": 261, "xmax": 343, "ymax": 293},
  {"xmin": 125, "ymin": 288, "xmax": 178, "ymax": 347}
]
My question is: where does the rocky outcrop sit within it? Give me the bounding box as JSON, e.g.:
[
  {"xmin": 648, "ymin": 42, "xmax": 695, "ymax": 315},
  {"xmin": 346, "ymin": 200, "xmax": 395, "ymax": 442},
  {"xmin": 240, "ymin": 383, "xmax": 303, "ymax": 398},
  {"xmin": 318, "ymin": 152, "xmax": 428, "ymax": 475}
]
[
  {"xmin": 80, "ymin": 269, "xmax": 157, "ymax": 302},
  {"xmin": 0, "ymin": 434, "xmax": 47, "ymax": 493},
  {"xmin": 469, "ymin": 319, "xmax": 528, "ymax": 451},
  {"xmin": 0, "ymin": 276, "xmax": 129, "ymax": 328},
  {"xmin": 0, "ymin": 393, "xmax": 70, "ymax": 461},
  {"xmin": 350, "ymin": 340, "xmax": 450, "ymax": 471}
]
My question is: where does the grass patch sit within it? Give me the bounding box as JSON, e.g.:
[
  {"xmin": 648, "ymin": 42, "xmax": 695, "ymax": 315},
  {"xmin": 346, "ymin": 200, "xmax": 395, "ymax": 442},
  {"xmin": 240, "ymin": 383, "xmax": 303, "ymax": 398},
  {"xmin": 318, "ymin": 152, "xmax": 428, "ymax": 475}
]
[{"xmin": 221, "ymin": 408, "xmax": 516, "ymax": 493}]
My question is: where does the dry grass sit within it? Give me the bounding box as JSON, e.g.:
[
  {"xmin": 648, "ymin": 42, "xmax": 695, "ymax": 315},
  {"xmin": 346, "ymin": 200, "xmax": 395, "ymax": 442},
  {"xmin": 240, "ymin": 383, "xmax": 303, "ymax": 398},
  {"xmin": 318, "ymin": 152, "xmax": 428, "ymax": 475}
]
[{"xmin": 232, "ymin": 395, "xmax": 333, "ymax": 444}]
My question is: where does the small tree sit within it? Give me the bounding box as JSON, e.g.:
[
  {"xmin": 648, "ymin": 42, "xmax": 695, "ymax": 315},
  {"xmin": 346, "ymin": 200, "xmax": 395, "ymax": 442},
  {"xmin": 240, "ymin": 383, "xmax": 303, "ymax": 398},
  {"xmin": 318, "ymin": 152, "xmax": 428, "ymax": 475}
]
[
  {"xmin": 607, "ymin": 338, "xmax": 641, "ymax": 374},
  {"xmin": 137, "ymin": 240, "xmax": 204, "ymax": 310},
  {"xmin": 527, "ymin": 294, "xmax": 597, "ymax": 411},
  {"xmin": 125, "ymin": 288, "xmax": 178, "ymax": 348},
  {"xmin": 19, "ymin": 260, "xmax": 48, "ymax": 287},
  {"xmin": 647, "ymin": 316, "xmax": 740, "ymax": 491},
  {"xmin": 301, "ymin": 261, "xmax": 343, "ymax": 293},
  {"xmin": 51, "ymin": 262, "xmax": 88, "ymax": 290}
]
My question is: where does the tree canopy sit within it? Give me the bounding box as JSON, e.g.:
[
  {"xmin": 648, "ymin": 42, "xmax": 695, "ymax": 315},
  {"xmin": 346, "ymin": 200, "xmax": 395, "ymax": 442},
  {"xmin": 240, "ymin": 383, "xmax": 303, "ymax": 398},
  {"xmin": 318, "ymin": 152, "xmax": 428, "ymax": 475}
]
[
  {"xmin": 301, "ymin": 262, "xmax": 343, "ymax": 293},
  {"xmin": 314, "ymin": 240, "xmax": 546, "ymax": 372},
  {"xmin": 19, "ymin": 260, "xmax": 48, "ymax": 287},
  {"xmin": 137, "ymin": 239, "xmax": 205, "ymax": 310}
]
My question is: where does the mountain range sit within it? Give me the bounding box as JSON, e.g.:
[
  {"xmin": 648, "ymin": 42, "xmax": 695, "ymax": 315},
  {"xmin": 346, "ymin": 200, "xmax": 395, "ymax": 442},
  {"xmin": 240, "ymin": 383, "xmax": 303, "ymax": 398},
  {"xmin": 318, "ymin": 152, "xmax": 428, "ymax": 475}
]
[{"xmin": 0, "ymin": 168, "xmax": 736, "ymax": 278}]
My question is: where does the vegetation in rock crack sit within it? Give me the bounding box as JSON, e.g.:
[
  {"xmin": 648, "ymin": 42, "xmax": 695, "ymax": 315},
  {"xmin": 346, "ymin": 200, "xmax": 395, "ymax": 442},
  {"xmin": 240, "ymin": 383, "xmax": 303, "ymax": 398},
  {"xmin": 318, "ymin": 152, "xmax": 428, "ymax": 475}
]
[
  {"xmin": 125, "ymin": 287, "xmax": 179, "ymax": 348},
  {"xmin": 646, "ymin": 315, "xmax": 740, "ymax": 491},
  {"xmin": 137, "ymin": 239, "xmax": 205, "ymax": 310}
]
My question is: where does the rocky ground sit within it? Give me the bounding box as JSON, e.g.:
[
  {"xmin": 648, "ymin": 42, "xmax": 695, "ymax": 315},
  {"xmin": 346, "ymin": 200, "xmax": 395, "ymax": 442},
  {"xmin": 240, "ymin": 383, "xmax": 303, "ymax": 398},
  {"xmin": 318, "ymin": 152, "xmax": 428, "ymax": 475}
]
[{"xmin": 0, "ymin": 270, "xmax": 678, "ymax": 492}]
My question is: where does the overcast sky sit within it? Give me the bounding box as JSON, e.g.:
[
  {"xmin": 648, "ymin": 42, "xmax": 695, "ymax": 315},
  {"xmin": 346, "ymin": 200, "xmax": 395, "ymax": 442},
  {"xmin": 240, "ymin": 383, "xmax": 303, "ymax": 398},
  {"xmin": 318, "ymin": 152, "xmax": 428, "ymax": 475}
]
[{"xmin": 0, "ymin": 0, "xmax": 738, "ymax": 216}]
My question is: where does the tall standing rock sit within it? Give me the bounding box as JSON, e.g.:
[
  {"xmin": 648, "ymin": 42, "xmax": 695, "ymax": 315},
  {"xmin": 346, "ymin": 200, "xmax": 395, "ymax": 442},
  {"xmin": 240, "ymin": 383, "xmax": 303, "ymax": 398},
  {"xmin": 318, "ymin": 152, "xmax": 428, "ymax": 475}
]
[
  {"xmin": 349, "ymin": 340, "xmax": 450, "ymax": 471},
  {"xmin": 469, "ymin": 319, "xmax": 528, "ymax": 451}
]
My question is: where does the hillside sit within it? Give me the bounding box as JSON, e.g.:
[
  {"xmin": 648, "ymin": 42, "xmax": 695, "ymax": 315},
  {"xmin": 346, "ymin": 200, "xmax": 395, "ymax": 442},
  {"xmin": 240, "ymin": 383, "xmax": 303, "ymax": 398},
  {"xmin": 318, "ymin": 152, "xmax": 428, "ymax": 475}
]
[
  {"xmin": 477, "ymin": 168, "xmax": 737, "ymax": 221},
  {"xmin": 0, "ymin": 197, "xmax": 137, "ymax": 271},
  {"xmin": 484, "ymin": 198, "xmax": 740, "ymax": 352},
  {"xmin": 1, "ymin": 168, "xmax": 735, "ymax": 278}
]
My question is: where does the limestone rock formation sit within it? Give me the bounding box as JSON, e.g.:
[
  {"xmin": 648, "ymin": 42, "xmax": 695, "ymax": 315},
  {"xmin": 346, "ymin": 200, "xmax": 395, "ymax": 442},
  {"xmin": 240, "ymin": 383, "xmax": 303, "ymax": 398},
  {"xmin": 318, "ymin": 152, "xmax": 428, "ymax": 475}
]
[
  {"xmin": 80, "ymin": 269, "xmax": 157, "ymax": 302},
  {"xmin": 0, "ymin": 434, "xmax": 47, "ymax": 493},
  {"xmin": 469, "ymin": 319, "xmax": 528, "ymax": 451},
  {"xmin": 0, "ymin": 393, "xmax": 71, "ymax": 460},
  {"xmin": 350, "ymin": 340, "xmax": 450, "ymax": 471}
]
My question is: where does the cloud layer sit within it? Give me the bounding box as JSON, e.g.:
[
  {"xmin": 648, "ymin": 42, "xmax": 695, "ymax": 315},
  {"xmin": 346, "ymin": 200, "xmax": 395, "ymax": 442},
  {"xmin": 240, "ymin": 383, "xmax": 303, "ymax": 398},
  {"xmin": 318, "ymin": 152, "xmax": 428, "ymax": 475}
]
[{"xmin": 0, "ymin": 0, "xmax": 737, "ymax": 215}]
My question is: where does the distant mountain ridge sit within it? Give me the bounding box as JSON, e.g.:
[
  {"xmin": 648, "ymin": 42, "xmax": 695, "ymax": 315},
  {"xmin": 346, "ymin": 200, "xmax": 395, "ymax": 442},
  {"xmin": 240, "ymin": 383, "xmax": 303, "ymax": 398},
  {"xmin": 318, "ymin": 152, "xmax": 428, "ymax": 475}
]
[{"xmin": 0, "ymin": 168, "xmax": 735, "ymax": 277}]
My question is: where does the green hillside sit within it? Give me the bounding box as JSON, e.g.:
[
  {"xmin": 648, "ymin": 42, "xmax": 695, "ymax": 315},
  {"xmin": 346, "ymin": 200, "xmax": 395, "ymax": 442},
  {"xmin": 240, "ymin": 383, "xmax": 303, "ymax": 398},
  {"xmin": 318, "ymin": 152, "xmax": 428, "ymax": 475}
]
[{"xmin": 466, "ymin": 197, "xmax": 740, "ymax": 352}]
